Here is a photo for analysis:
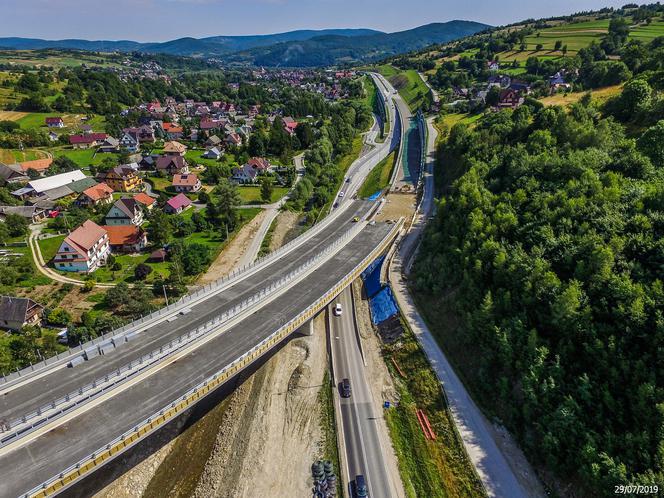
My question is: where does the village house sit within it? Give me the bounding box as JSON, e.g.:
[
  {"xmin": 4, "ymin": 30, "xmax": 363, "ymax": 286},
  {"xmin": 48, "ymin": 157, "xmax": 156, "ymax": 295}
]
[
  {"xmin": 203, "ymin": 147, "xmax": 222, "ymax": 160},
  {"xmin": 97, "ymin": 165, "xmax": 142, "ymax": 192},
  {"xmin": 155, "ymin": 155, "xmax": 189, "ymax": 176},
  {"xmin": 54, "ymin": 220, "xmax": 110, "ymax": 273},
  {"xmin": 69, "ymin": 133, "xmax": 107, "ymax": 149},
  {"xmin": 172, "ymin": 173, "xmax": 201, "ymax": 193},
  {"xmin": 163, "ymin": 141, "xmax": 187, "ymax": 156},
  {"xmin": 0, "ymin": 163, "xmax": 29, "ymax": 183},
  {"xmin": 282, "ymin": 116, "xmax": 298, "ymax": 135},
  {"xmin": 0, "ymin": 296, "xmax": 44, "ymax": 331},
  {"xmin": 119, "ymin": 132, "xmax": 139, "ymax": 152},
  {"xmin": 103, "ymin": 225, "xmax": 147, "ymax": 253},
  {"xmin": 549, "ymin": 72, "xmax": 572, "ymax": 93},
  {"xmin": 0, "ymin": 205, "xmax": 46, "ymax": 223},
  {"xmin": 205, "ymin": 135, "xmax": 222, "ymax": 148},
  {"xmin": 105, "ymin": 197, "xmax": 144, "ymax": 226},
  {"xmin": 75, "ymin": 182, "xmax": 114, "ymax": 208},
  {"xmin": 133, "ymin": 192, "xmax": 156, "ymax": 211},
  {"xmin": 45, "ymin": 117, "xmax": 65, "ymax": 128},
  {"xmin": 164, "ymin": 193, "xmax": 192, "ymax": 215},
  {"xmin": 97, "ymin": 137, "xmax": 120, "ymax": 154},
  {"xmin": 163, "ymin": 123, "xmax": 184, "ymax": 140},
  {"xmin": 498, "ymin": 88, "xmax": 524, "ymax": 109},
  {"xmin": 123, "ymin": 125, "xmax": 156, "ymax": 143},
  {"xmin": 231, "ymin": 163, "xmax": 259, "ymax": 184},
  {"xmin": 18, "ymin": 158, "xmax": 53, "ymax": 176},
  {"xmin": 225, "ymin": 132, "xmax": 242, "ymax": 147}
]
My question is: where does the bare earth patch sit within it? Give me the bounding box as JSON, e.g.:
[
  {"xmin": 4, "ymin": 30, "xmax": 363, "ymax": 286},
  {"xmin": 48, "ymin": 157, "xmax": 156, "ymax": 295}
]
[
  {"xmin": 375, "ymin": 193, "xmax": 416, "ymax": 222},
  {"xmin": 193, "ymin": 314, "xmax": 329, "ymax": 498},
  {"xmin": 197, "ymin": 209, "xmax": 267, "ymax": 285},
  {"xmin": 269, "ymin": 210, "xmax": 302, "ymax": 251},
  {"xmin": 0, "ymin": 111, "xmax": 27, "ymax": 121}
]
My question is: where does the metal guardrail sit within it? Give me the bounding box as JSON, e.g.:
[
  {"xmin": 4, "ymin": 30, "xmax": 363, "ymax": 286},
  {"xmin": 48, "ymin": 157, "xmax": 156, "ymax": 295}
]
[
  {"xmin": 0, "ymin": 223, "xmax": 366, "ymax": 446},
  {"xmin": 23, "ymin": 218, "xmax": 404, "ymax": 498},
  {"xmin": 1, "ymin": 198, "xmax": 368, "ymax": 388}
]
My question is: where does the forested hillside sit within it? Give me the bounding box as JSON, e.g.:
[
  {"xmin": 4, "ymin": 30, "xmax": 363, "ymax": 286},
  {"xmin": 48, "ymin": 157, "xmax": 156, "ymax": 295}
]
[{"xmin": 413, "ymin": 38, "xmax": 664, "ymax": 495}]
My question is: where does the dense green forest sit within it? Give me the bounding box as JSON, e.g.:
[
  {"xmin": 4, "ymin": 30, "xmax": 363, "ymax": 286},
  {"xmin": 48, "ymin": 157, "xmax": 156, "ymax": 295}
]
[{"xmin": 414, "ymin": 48, "xmax": 664, "ymax": 495}]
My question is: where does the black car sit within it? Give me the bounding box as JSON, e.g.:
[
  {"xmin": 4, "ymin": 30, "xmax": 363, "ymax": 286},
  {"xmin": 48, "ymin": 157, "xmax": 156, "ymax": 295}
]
[
  {"xmin": 355, "ymin": 474, "xmax": 368, "ymax": 497},
  {"xmin": 340, "ymin": 378, "xmax": 352, "ymax": 398}
]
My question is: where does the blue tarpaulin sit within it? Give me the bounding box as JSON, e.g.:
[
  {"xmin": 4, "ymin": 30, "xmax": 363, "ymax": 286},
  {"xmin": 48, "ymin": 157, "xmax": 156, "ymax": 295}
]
[
  {"xmin": 367, "ymin": 191, "xmax": 382, "ymax": 201},
  {"xmin": 369, "ymin": 287, "xmax": 399, "ymax": 325},
  {"xmin": 361, "ymin": 255, "xmax": 385, "ymax": 299},
  {"xmin": 361, "ymin": 255, "xmax": 399, "ymax": 324}
]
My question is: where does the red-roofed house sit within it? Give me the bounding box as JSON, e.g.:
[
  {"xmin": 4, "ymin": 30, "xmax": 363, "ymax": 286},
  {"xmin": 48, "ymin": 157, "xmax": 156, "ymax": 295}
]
[
  {"xmin": 103, "ymin": 225, "xmax": 147, "ymax": 253},
  {"xmin": 75, "ymin": 182, "xmax": 114, "ymax": 207},
  {"xmin": 162, "ymin": 123, "xmax": 184, "ymax": 140},
  {"xmin": 282, "ymin": 117, "xmax": 298, "ymax": 135},
  {"xmin": 172, "ymin": 173, "xmax": 201, "ymax": 193},
  {"xmin": 69, "ymin": 133, "xmax": 107, "ymax": 149},
  {"xmin": 45, "ymin": 117, "xmax": 64, "ymax": 128},
  {"xmin": 133, "ymin": 192, "xmax": 156, "ymax": 211},
  {"xmin": 54, "ymin": 220, "xmax": 110, "ymax": 273},
  {"xmin": 164, "ymin": 193, "xmax": 192, "ymax": 215}
]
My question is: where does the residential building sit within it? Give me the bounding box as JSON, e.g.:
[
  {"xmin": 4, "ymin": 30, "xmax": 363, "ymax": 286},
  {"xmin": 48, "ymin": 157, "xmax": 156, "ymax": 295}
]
[
  {"xmin": 282, "ymin": 116, "xmax": 298, "ymax": 135},
  {"xmin": 163, "ymin": 141, "xmax": 187, "ymax": 156},
  {"xmin": 0, "ymin": 163, "xmax": 29, "ymax": 183},
  {"xmin": 231, "ymin": 163, "xmax": 259, "ymax": 184},
  {"xmin": 45, "ymin": 117, "xmax": 65, "ymax": 128},
  {"xmin": 122, "ymin": 125, "xmax": 155, "ymax": 143},
  {"xmin": 163, "ymin": 123, "xmax": 184, "ymax": 140},
  {"xmin": 164, "ymin": 193, "xmax": 192, "ymax": 214},
  {"xmin": 119, "ymin": 132, "xmax": 139, "ymax": 152},
  {"xmin": 225, "ymin": 132, "xmax": 242, "ymax": 147},
  {"xmin": 69, "ymin": 133, "xmax": 107, "ymax": 149},
  {"xmin": 75, "ymin": 183, "xmax": 114, "ymax": 208},
  {"xmin": 133, "ymin": 192, "xmax": 156, "ymax": 211},
  {"xmin": 205, "ymin": 135, "xmax": 222, "ymax": 148},
  {"xmin": 498, "ymin": 88, "xmax": 524, "ymax": 109},
  {"xmin": 172, "ymin": 173, "xmax": 201, "ymax": 193},
  {"xmin": 54, "ymin": 220, "xmax": 110, "ymax": 273},
  {"xmin": 18, "ymin": 158, "xmax": 53, "ymax": 176},
  {"xmin": 0, "ymin": 296, "xmax": 44, "ymax": 331},
  {"xmin": 97, "ymin": 165, "xmax": 142, "ymax": 192},
  {"xmin": 202, "ymin": 147, "xmax": 222, "ymax": 160},
  {"xmin": 246, "ymin": 157, "xmax": 271, "ymax": 173},
  {"xmin": 103, "ymin": 225, "xmax": 147, "ymax": 253},
  {"xmin": 0, "ymin": 205, "xmax": 46, "ymax": 223},
  {"xmin": 98, "ymin": 137, "xmax": 120, "ymax": 154},
  {"xmin": 105, "ymin": 197, "xmax": 144, "ymax": 226},
  {"xmin": 155, "ymin": 155, "xmax": 188, "ymax": 176}
]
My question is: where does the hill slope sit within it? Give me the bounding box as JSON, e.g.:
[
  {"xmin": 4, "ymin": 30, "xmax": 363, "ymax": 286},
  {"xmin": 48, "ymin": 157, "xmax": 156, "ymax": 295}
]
[
  {"xmin": 230, "ymin": 21, "xmax": 491, "ymax": 66},
  {"xmin": 0, "ymin": 29, "xmax": 383, "ymax": 58},
  {"xmin": 0, "ymin": 22, "xmax": 489, "ymax": 67}
]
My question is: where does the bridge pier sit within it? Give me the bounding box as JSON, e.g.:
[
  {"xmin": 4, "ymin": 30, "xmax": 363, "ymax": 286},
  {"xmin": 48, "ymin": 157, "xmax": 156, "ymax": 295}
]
[{"xmin": 296, "ymin": 317, "xmax": 316, "ymax": 337}]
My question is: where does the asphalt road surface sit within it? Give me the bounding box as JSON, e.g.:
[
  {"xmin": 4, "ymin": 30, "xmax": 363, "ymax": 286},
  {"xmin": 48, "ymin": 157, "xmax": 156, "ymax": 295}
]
[
  {"xmin": 0, "ymin": 220, "xmax": 395, "ymax": 498},
  {"xmin": 329, "ymin": 288, "xmax": 398, "ymax": 498}
]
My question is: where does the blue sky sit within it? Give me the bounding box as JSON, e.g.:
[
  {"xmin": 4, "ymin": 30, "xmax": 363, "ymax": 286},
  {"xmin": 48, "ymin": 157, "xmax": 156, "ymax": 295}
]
[{"xmin": 2, "ymin": 0, "xmax": 644, "ymax": 41}]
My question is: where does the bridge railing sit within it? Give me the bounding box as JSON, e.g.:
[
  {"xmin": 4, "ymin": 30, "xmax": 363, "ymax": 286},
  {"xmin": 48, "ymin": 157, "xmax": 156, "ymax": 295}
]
[
  {"xmin": 2, "ymin": 197, "xmax": 371, "ymax": 388},
  {"xmin": 1, "ymin": 222, "xmax": 367, "ymax": 446},
  {"xmin": 22, "ymin": 218, "xmax": 404, "ymax": 498}
]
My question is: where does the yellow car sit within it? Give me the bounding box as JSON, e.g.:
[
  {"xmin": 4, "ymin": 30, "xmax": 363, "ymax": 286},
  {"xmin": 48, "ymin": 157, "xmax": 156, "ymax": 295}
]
[{"xmin": 352, "ymin": 217, "xmax": 360, "ymax": 222}]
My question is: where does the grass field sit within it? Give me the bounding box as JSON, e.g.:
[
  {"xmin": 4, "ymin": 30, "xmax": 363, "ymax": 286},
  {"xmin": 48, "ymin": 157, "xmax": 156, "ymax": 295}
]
[
  {"xmin": 358, "ymin": 150, "xmax": 396, "ymax": 198},
  {"xmin": 237, "ymin": 185, "xmax": 289, "ymax": 204},
  {"xmin": 384, "ymin": 317, "xmax": 484, "ymax": 498},
  {"xmin": 37, "ymin": 235, "xmax": 65, "ymax": 265},
  {"xmin": 0, "ymin": 50, "xmax": 124, "ymax": 69},
  {"xmin": 52, "ymin": 148, "xmax": 118, "ymax": 167},
  {"xmin": 539, "ymin": 84, "xmax": 623, "ymax": 107},
  {"xmin": 16, "ymin": 112, "xmax": 106, "ymax": 132},
  {"xmin": 0, "ymin": 148, "xmax": 49, "ymax": 163},
  {"xmin": 377, "ymin": 65, "xmax": 432, "ymax": 112}
]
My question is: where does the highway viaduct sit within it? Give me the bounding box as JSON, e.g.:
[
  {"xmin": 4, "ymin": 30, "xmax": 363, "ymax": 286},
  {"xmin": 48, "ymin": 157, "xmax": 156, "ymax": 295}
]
[{"xmin": 0, "ymin": 74, "xmax": 403, "ymax": 498}]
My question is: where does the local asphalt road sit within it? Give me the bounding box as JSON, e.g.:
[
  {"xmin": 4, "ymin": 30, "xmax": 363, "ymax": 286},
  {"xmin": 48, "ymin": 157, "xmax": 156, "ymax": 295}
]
[{"xmin": 329, "ymin": 288, "xmax": 398, "ymax": 498}]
